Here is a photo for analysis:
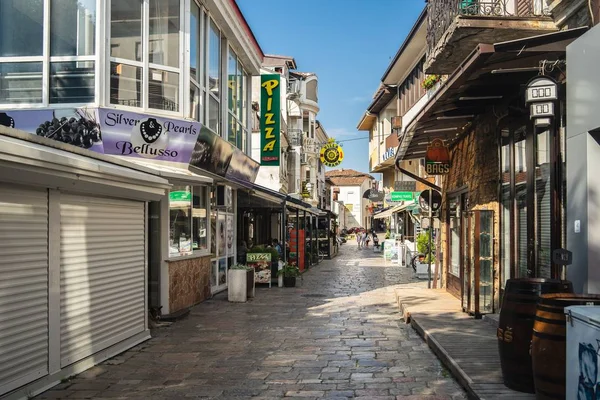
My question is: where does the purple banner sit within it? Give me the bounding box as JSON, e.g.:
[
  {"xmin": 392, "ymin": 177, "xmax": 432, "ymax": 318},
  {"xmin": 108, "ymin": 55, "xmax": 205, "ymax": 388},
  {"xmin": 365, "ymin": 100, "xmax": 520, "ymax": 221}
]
[
  {"xmin": 97, "ymin": 108, "xmax": 200, "ymax": 164},
  {"xmin": 0, "ymin": 108, "xmax": 104, "ymax": 153}
]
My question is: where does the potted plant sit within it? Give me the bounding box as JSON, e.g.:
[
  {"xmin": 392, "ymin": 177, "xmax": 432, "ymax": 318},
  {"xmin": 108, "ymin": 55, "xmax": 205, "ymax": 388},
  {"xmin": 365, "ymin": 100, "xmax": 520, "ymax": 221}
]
[
  {"xmin": 414, "ymin": 231, "xmax": 436, "ymax": 279},
  {"xmin": 228, "ymin": 263, "xmax": 253, "ymax": 302},
  {"xmin": 422, "ymin": 74, "xmax": 442, "ymax": 90},
  {"xmin": 277, "ymin": 262, "xmax": 301, "ymax": 287}
]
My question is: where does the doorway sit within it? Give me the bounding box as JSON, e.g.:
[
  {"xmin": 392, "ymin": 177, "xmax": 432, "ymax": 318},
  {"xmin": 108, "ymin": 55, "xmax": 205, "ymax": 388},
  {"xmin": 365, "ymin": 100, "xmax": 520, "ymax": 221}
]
[
  {"xmin": 499, "ymin": 116, "xmax": 562, "ymax": 302},
  {"xmin": 447, "ymin": 191, "xmax": 468, "ymax": 300}
]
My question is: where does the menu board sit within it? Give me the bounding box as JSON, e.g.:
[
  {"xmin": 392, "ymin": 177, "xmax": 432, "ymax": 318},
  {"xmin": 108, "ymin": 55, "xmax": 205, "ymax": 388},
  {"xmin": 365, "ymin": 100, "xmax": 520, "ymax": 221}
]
[{"xmin": 247, "ymin": 253, "xmax": 272, "ymax": 286}]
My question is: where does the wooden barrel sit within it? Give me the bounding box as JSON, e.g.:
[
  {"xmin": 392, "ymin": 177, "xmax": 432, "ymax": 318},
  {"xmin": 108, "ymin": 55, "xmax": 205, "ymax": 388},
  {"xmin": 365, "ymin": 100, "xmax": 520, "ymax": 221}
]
[
  {"xmin": 532, "ymin": 294, "xmax": 600, "ymax": 399},
  {"xmin": 498, "ymin": 279, "xmax": 573, "ymax": 393}
]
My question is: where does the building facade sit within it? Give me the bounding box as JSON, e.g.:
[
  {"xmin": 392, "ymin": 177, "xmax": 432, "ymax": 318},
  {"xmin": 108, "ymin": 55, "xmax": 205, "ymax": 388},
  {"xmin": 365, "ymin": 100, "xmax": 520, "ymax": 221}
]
[
  {"xmin": 326, "ymin": 169, "xmax": 375, "ymax": 229},
  {"xmin": 390, "ymin": 0, "xmax": 593, "ymax": 315},
  {"xmin": 0, "ymin": 1, "xmax": 266, "ymax": 397},
  {"xmin": 359, "ymin": 9, "xmax": 441, "ymax": 239}
]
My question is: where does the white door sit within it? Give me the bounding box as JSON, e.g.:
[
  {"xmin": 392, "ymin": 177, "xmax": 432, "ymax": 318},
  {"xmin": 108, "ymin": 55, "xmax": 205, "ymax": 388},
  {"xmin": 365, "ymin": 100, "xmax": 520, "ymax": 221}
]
[
  {"xmin": 60, "ymin": 194, "xmax": 145, "ymax": 367},
  {"xmin": 0, "ymin": 185, "xmax": 49, "ymax": 396}
]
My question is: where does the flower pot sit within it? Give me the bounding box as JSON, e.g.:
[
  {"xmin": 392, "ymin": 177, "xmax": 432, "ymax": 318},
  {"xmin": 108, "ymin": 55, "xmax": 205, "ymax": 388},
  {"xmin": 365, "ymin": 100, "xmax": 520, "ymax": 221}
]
[
  {"xmin": 246, "ymin": 269, "xmax": 255, "ymax": 298},
  {"xmin": 228, "ymin": 270, "xmax": 248, "ymax": 302},
  {"xmin": 283, "ymin": 276, "xmax": 296, "ymax": 287}
]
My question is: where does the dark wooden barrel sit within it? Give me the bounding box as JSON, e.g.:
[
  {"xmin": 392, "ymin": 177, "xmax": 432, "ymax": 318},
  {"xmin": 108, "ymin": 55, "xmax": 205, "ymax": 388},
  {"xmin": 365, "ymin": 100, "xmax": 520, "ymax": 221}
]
[
  {"xmin": 498, "ymin": 279, "xmax": 573, "ymax": 393},
  {"xmin": 532, "ymin": 294, "xmax": 600, "ymax": 400}
]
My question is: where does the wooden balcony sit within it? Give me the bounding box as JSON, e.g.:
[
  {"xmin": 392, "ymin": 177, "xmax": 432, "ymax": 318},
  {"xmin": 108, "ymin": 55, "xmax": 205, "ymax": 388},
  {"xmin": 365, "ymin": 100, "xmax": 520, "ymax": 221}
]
[{"xmin": 426, "ymin": 0, "xmax": 556, "ymax": 74}]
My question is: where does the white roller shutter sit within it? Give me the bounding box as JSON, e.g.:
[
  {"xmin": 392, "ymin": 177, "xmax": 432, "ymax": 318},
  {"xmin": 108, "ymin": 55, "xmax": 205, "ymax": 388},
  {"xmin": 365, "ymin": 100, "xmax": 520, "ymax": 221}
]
[
  {"xmin": 0, "ymin": 185, "xmax": 48, "ymax": 395},
  {"xmin": 60, "ymin": 194, "xmax": 145, "ymax": 367}
]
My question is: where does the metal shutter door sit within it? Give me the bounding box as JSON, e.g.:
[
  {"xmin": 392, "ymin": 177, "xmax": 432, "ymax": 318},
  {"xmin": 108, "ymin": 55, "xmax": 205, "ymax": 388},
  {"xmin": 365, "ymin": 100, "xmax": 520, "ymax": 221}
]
[
  {"xmin": 60, "ymin": 194, "xmax": 145, "ymax": 367},
  {"xmin": 0, "ymin": 185, "xmax": 48, "ymax": 395}
]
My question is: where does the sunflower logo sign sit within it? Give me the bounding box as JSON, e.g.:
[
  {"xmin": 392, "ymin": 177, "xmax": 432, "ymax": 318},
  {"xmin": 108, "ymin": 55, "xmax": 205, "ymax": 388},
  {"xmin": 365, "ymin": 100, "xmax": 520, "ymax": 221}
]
[{"xmin": 319, "ymin": 139, "xmax": 344, "ymax": 167}]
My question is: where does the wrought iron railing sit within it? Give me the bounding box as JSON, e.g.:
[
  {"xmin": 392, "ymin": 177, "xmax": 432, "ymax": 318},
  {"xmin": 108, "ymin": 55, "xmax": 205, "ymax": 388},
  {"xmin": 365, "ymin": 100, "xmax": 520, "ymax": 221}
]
[{"xmin": 427, "ymin": 0, "xmax": 549, "ymax": 58}]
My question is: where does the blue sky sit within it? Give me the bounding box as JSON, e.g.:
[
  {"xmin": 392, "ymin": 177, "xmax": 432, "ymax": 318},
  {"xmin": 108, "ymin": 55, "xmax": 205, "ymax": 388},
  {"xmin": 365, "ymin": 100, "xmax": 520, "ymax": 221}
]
[{"xmin": 237, "ymin": 0, "xmax": 425, "ymax": 175}]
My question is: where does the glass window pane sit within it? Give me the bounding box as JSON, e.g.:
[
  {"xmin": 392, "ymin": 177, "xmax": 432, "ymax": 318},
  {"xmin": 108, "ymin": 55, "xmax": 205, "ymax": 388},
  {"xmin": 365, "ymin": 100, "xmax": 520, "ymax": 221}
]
[
  {"xmin": 449, "ymin": 197, "xmax": 460, "ymax": 277},
  {"xmin": 227, "ymin": 113, "xmax": 236, "ymax": 146},
  {"xmin": 0, "ymin": 0, "xmax": 43, "ymax": 57},
  {"xmin": 170, "ymin": 186, "xmax": 192, "ymax": 256},
  {"xmin": 190, "ymin": 3, "xmax": 200, "ymax": 82},
  {"xmin": 238, "ymin": 123, "xmax": 244, "ymax": 152},
  {"xmin": 239, "ymin": 67, "xmax": 246, "ymax": 122},
  {"xmin": 192, "ymin": 186, "xmax": 208, "ymax": 251},
  {"xmin": 500, "ymin": 133, "xmax": 511, "ymax": 290},
  {"xmin": 515, "ymin": 128, "xmax": 528, "ymax": 278},
  {"xmin": 110, "ymin": 62, "xmax": 142, "ymax": 107},
  {"xmin": 208, "ymin": 20, "xmax": 220, "ymax": 99},
  {"xmin": 51, "ymin": 0, "xmax": 96, "ymax": 56},
  {"xmin": 110, "ymin": 0, "xmax": 142, "ymax": 61},
  {"xmin": 228, "ymin": 48, "xmax": 236, "ymax": 113},
  {"xmin": 189, "ymin": 84, "xmax": 200, "ymax": 120},
  {"xmin": 0, "ymin": 63, "xmax": 43, "ymax": 104},
  {"xmin": 149, "ymin": 0, "xmax": 180, "ymax": 68},
  {"xmin": 536, "ymin": 129, "xmax": 551, "ymax": 278},
  {"xmin": 50, "ymin": 61, "xmax": 95, "ymax": 104},
  {"xmin": 148, "ymin": 68, "xmax": 179, "ymax": 111},
  {"xmin": 208, "ymin": 95, "xmax": 219, "ymax": 134}
]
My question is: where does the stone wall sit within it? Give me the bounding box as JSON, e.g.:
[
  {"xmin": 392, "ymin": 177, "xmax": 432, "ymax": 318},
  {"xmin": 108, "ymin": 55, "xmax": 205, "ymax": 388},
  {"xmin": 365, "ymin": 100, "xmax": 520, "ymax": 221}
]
[
  {"xmin": 440, "ymin": 111, "xmax": 500, "ymax": 308},
  {"xmin": 168, "ymin": 255, "xmax": 212, "ymax": 313}
]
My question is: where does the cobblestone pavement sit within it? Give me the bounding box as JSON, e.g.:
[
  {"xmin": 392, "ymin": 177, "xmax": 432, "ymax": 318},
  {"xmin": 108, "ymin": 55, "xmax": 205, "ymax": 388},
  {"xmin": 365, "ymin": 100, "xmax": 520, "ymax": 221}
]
[{"xmin": 37, "ymin": 242, "xmax": 467, "ymax": 400}]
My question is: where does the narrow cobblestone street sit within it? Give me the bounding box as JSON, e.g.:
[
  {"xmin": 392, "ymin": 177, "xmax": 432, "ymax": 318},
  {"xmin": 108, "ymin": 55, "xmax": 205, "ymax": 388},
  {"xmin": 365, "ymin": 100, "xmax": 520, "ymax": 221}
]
[{"xmin": 37, "ymin": 243, "xmax": 467, "ymax": 400}]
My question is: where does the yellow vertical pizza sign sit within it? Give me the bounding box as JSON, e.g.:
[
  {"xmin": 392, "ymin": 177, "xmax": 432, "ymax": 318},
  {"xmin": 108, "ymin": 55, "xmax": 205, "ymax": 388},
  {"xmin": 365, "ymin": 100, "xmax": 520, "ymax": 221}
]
[{"xmin": 319, "ymin": 139, "xmax": 344, "ymax": 167}]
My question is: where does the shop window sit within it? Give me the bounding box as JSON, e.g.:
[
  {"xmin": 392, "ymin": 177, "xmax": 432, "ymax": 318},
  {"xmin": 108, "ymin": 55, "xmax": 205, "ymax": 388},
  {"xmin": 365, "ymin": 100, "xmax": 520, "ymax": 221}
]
[
  {"xmin": 192, "ymin": 186, "xmax": 208, "ymax": 251},
  {"xmin": 0, "ymin": 0, "xmax": 97, "ymax": 106},
  {"xmin": 169, "ymin": 185, "xmax": 210, "ymax": 257},
  {"xmin": 449, "ymin": 197, "xmax": 460, "ymax": 277},
  {"xmin": 110, "ymin": 0, "xmax": 181, "ymax": 113}
]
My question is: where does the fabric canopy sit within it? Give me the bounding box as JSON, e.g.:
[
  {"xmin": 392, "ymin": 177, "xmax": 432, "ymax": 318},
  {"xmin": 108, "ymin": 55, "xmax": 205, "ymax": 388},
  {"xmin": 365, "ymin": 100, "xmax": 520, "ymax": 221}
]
[{"xmin": 373, "ymin": 201, "xmax": 415, "ymax": 219}]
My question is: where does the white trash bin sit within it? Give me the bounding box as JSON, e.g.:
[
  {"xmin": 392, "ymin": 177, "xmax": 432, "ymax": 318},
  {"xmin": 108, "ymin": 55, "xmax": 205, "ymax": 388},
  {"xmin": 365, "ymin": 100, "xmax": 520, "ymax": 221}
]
[{"xmin": 565, "ymin": 305, "xmax": 600, "ymax": 399}]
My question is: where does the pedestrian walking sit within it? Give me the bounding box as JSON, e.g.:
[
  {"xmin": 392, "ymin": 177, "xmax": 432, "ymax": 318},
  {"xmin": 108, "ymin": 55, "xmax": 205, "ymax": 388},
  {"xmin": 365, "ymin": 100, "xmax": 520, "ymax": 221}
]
[
  {"xmin": 357, "ymin": 230, "xmax": 363, "ymax": 249},
  {"xmin": 365, "ymin": 232, "xmax": 371, "ymax": 248}
]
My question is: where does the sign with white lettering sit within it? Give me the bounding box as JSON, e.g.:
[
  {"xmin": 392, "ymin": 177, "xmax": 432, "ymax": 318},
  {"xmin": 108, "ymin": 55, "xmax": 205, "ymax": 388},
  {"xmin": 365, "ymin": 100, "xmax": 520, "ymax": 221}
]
[
  {"xmin": 394, "ymin": 181, "xmax": 416, "ymax": 192},
  {"xmin": 383, "ymin": 147, "xmax": 395, "ymax": 161},
  {"xmin": 425, "ymin": 139, "xmax": 451, "ymax": 175}
]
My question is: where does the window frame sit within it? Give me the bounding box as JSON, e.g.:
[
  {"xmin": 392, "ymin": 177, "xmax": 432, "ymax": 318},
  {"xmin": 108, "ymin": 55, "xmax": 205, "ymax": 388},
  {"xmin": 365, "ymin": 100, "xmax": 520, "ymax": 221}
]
[
  {"xmin": 168, "ymin": 183, "xmax": 211, "ymax": 259},
  {"xmin": 106, "ymin": 0, "xmax": 185, "ymax": 117},
  {"xmin": 226, "ymin": 45, "xmax": 249, "ymax": 150},
  {"xmin": 0, "ymin": 0, "xmax": 102, "ymax": 109}
]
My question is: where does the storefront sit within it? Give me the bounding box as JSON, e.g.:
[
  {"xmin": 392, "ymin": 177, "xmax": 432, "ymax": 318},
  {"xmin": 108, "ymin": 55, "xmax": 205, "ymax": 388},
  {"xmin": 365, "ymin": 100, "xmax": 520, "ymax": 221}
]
[
  {"xmin": 395, "ymin": 28, "xmax": 586, "ymax": 315},
  {"xmin": 0, "ymin": 0, "xmax": 263, "ymax": 313},
  {"xmin": 0, "ymin": 128, "xmax": 170, "ymax": 399}
]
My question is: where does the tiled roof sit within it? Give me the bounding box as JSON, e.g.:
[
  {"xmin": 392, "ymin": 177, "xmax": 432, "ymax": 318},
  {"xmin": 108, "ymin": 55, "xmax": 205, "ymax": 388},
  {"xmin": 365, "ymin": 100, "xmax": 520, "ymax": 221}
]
[{"xmin": 325, "ymin": 169, "xmax": 374, "ymax": 186}]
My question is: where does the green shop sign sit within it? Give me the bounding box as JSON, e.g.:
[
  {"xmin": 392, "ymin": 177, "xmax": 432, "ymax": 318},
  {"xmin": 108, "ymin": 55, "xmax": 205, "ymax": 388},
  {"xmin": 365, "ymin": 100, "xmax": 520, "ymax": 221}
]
[
  {"xmin": 390, "ymin": 192, "xmax": 414, "ymax": 202},
  {"xmin": 169, "ymin": 191, "xmax": 191, "ymax": 202},
  {"xmin": 260, "ymin": 74, "xmax": 281, "ymax": 166}
]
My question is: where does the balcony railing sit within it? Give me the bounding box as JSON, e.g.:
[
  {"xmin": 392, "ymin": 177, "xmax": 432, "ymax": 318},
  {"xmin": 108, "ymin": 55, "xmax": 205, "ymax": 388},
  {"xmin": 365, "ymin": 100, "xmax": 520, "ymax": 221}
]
[{"xmin": 427, "ymin": 0, "xmax": 548, "ymax": 58}]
